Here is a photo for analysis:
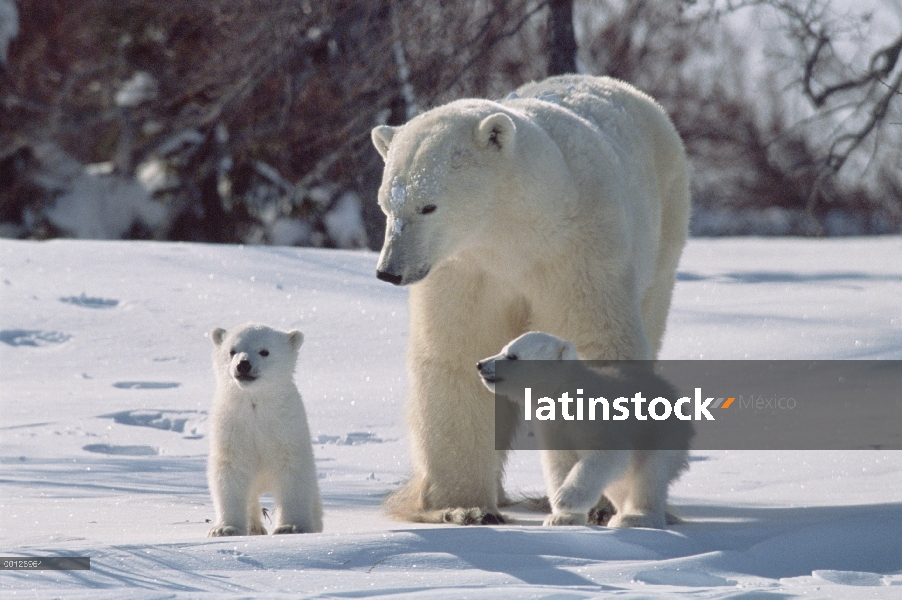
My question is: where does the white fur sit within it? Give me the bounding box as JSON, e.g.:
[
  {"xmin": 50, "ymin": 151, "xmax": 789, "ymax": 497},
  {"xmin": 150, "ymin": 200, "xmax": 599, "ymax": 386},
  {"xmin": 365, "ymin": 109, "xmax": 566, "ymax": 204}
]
[
  {"xmin": 371, "ymin": 75, "xmax": 690, "ymax": 524},
  {"xmin": 479, "ymin": 332, "xmax": 689, "ymax": 528},
  {"xmin": 207, "ymin": 323, "xmax": 323, "ymax": 536}
]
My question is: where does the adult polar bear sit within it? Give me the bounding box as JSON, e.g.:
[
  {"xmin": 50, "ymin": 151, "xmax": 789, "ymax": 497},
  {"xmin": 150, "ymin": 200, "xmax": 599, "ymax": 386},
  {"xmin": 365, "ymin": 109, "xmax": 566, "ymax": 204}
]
[{"xmin": 371, "ymin": 75, "xmax": 690, "ymax": 524}]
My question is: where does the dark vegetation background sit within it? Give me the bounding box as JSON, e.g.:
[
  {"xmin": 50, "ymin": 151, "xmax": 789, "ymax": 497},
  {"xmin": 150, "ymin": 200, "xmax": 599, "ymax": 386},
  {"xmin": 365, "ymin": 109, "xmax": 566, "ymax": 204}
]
[{"xmin": 1, "ymin": 0, "xmax": 899, "ymax": 248}]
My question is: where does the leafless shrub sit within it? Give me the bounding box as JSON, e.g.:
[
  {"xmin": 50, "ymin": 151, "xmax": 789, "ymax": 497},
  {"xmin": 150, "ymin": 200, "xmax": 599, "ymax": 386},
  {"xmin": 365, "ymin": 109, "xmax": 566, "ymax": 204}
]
[
  {"xmin": 2, "ymin": 0, "xmax": 552, "ymax": 244},
  {"xmin": 1, "ymin": 0, "xmax": 897, "ymax": 242},
  {"xmin": 573, "ymin": 0, "xmax": 900, "ymax": 233}
]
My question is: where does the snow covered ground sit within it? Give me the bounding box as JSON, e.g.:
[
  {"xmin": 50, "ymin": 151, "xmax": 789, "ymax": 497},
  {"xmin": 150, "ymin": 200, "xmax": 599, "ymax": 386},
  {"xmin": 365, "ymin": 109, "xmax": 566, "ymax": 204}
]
[{"xmin": 1, "ymin": 236, "xmax": 900, "ymax": 598}]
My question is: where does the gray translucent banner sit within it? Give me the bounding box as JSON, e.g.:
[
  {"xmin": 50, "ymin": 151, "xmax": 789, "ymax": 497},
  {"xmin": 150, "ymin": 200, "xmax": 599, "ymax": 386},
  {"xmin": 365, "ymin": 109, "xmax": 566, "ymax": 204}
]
[
  {"xmin": 0, "ymin": 557, "xmax": 91, "ymax": 570},
  {"xmin": 493, "ymin": 361, "xmax": 902, "ymax": 450}
]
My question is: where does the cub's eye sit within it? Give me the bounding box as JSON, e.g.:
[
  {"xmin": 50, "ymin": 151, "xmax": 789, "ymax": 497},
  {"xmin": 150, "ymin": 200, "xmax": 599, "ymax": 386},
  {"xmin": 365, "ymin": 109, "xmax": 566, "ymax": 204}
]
[
  {"xmin": 506, "ymin": 354, "xmax": 518, "ymax": 360},
  {"xmin": 259, "ymin": 350, "xmax": 269, "ymax": 357},
  {"xmin": 229, "ymin": 349, "xmax": 236, "ymax": 357},
  {"xmin": 420, "ymin": 204, "xmax": 437, "ymax": 215}
]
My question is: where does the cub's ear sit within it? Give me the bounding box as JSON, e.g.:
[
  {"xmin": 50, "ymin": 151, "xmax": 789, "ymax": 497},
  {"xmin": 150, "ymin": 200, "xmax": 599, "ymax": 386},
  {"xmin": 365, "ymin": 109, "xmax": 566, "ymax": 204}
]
[
  {"xmin": 210, "ymin": 327, "xmax": 226, "ymax": 347},
  {"xmin": 288, "ymin": 330, "xmax": 304, "ymax": 351},
  {"xmin": 476, "ymin": 113, "xmax": 516, "ymax": 155},
  {"xmin": 371, "ymin": 125, "xmax": 396, "ymax": 160}
]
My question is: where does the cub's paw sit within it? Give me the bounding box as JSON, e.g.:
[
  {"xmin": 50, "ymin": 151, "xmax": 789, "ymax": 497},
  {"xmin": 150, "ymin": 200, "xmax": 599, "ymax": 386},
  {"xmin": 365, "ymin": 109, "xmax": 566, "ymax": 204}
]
[
  {"xmin": 607, "ymin": 511, "xmax": 666, "ymax": 529},
  {"xmin": 207, "ymin": 525, "xmax": 241, "ymax": 537},
  {"xmin": 551, "ymin": 486, "xmax": 599, "ymax": 515},
  {"xmin": 249, "ymin": 523, "xmax": 268, "ymax": 535},
  {"xmin": 543, "ymin": 512, "xmax": 588, "ymax": 526},
  {"xmin": 441, "ymin": 508, "xmax": 507, "ymax": 526},
  {"xmin": 273, "ymin": 524, "xmax": 309, "ymax": 534}
]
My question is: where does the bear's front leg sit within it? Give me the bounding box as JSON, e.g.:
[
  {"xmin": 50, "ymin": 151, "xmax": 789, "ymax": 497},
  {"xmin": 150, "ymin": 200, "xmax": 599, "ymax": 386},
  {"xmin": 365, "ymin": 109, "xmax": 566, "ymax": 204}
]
[
  {"xmin": 207, "ymin": 463, "xmax": 253, "ymax": 537},
  {"xmin": 412, "ymin": 357, "xmax": 507, "ymax": 523},
  {"xmin": 604, "ymin": 449, "xmax": 684, "ymax": 529},
  {"xmin": 541, "ymin": 450, "xmax": 591, "ymax": 526},
  {"xmin": 545, "ymin": 450, "xmax": 630, "ymax": 527},
  {"xmin": 388, "ymin": 268, "xmax": 525, "ymax": 524},
  {"xmin": 272, "ymin": 460, "xmax": 324, "ymax": 534}
]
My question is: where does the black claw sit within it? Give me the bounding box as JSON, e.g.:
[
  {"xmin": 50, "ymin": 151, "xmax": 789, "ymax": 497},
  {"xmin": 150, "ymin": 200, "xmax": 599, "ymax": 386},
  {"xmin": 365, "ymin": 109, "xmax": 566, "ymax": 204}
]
[{"xmin": 480, "ymin": 512, "xmax": 505, "ymax": 525}]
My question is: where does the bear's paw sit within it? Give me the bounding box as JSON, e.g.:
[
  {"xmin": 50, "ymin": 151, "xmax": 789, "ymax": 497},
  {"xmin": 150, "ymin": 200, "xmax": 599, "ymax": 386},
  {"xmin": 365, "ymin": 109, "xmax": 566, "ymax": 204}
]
[
  {"xmin": 607, "ymin": 511, "xmax": 666, "ymax": 529},
  {"xmin": 273, "ymin": 524, "xmax": 309, "ymax": 534},
  {"xmin": 552, "ymin": 485, "xmax": 602, "ymax": 515},
  {"xmin": 441, "ymin": 507, "xmax": 507, "ymax": 526},
  {"xmin": 588, "ymin": 496, "xmax": 617, "ymax": 525},
  {"xmin": 207, "ymin": 525, "xmax": 241, "ymax": 537},
  {"xmin": 543, "ymin": 512, "xmax": 588, "ymax": 526}
]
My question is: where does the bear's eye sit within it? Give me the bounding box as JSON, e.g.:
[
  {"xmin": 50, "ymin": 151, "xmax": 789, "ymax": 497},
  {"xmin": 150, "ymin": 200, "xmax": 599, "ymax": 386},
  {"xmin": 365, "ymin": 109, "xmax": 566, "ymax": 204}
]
[
  {"xmin": 229, "ymin": 349, "xmax": 236, "ymax": 357},
  {"xmin": 506, "ymin": 354, "xmax": 518, "ymax": 360},
  {"xmin": 420, "ymin": 204, "xmax": 437, "ymax": 215},
  {"xmin": 259, "ymin": 349, "xmax": 269, "ymax": 357}
]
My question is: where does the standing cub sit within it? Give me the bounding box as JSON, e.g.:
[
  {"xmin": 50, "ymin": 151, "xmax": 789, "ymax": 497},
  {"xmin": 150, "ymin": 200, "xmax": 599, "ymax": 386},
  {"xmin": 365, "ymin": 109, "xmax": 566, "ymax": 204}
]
[{"xmin": 207, "ymin": 323, "xmax": 323, "ymax": 536}]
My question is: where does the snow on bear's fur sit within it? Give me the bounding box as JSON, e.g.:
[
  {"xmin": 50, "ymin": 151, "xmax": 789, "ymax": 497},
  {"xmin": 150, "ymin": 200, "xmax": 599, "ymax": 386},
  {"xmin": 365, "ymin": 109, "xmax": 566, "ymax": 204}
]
[
  {"xmin": 371, "ymin": 75, "xmax": 691, "ymax": 524},
  {"xmin": 478, "ymin": 332, "xmax": 691, "ymax": 528},
  {"xmin": 207, "ymin": 323, "xmax": 323, "ymax": 536}
]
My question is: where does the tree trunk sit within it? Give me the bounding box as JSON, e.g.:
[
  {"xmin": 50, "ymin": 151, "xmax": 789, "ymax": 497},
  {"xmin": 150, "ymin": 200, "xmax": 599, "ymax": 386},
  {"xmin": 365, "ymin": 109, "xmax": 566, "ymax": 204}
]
[{"xmin": 547, "ymin": 0, "xmax": 577, "ymax": 76}]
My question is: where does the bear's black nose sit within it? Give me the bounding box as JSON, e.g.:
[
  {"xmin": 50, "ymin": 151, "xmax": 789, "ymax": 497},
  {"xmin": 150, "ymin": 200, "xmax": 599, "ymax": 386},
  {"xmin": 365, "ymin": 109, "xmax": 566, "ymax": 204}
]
[
  {"xmin": 476, "ymin": 361, "xmax": 485, "ymax": 371},
  {"xmin": 376, "ymin": 270, "xmax": 403, "ymax": 285},
  {"xmin": 237, "ymin": 360, "xmax": 252, "ymax": 375}
]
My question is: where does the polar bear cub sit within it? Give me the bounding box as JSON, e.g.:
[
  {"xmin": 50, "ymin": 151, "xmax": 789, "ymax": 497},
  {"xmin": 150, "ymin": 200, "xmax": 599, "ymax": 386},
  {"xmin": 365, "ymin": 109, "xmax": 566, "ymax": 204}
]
[
  {"xmin": 478, "ymin": 332, "xmax": 689, "ymax": 528},
  {"xmin": 207, "ymin": 323, "xmax": 323, "ymax": 536}
]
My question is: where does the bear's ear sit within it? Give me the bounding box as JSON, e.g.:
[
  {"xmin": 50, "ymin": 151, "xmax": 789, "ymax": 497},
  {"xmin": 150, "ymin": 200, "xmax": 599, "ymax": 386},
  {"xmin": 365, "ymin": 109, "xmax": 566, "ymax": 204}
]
[
  {"xmin": 476, "ymin": 113, "xmax": 516, "ymax": 155},
  {"xmin": 371, "ymin": 125, "xmax": 396, "ymax": 160},
  {"xmin": 210, "ymin": 327, "xmax": 226, "ymax": 347},
  {"xmin": 288, "ymin": 330, "xmax": 304, "ymax": 351}
]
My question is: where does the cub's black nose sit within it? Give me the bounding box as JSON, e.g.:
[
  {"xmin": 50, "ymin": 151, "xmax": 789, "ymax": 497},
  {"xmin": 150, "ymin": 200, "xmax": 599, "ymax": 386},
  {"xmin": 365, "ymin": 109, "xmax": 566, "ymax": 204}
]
[
  {"xmin": 237, "ymin": 360, "xmax": 252, "ymax": 375},
  {"xmin": 376, "ymin": 270, "xmax": 403, "ymax": 285},
  {"xmin": 476, "ymin": 361, "xmax": 485, "ymax": 371}
]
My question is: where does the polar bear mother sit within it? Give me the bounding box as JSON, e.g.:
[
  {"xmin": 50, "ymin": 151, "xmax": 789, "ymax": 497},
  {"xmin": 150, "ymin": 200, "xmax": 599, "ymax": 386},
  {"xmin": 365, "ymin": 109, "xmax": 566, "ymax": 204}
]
[{"xmin": 371, "ymin": 75, "xmax": 690, "ymax": 524}]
